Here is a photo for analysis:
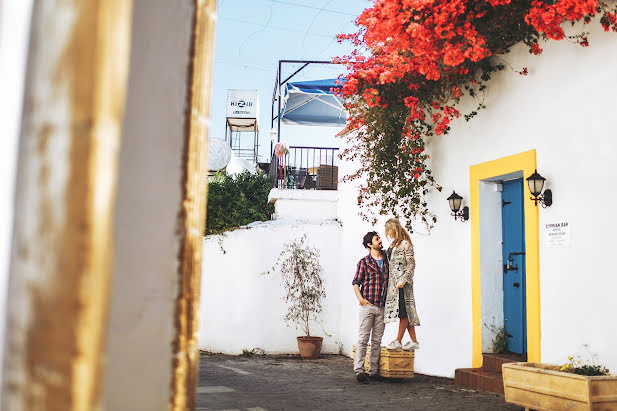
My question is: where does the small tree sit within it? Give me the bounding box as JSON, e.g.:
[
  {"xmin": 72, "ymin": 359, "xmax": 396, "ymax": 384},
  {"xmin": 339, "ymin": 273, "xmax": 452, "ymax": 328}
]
[{"xmin": 263, "ymin": 235, "xmax": 326, "ymax": 337}]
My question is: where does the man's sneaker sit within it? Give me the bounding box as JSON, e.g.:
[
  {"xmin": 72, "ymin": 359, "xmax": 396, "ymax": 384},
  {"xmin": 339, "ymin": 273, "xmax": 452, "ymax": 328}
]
[
  {"xmin": 386, "ymin": 340, "xmax": 402, "ymax": 350},
  {"xmin": 402, "ymin": 341, "xmax": 419, "ymax": 351},
  {"xmin": 368, "ymin": 374, "xmax": 383, "ymax": 382},
  {"xmin": 356, "ymin": 372, "xmax": 369, "ymax": 384}
]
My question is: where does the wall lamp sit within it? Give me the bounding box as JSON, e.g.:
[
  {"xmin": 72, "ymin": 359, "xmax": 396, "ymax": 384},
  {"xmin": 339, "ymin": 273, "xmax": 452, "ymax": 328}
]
[
  {"xmin": 447, "ymin": 191, "xmax": 469, "ymax": 221},
  {"xmin": 526, "ymin": 169, "xmax": 552, "ymax": 207}
]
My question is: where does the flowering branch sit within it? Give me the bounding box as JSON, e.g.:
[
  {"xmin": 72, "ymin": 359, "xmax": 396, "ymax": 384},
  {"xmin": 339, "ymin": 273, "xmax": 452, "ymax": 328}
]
[{"xmin": 336, "ymin": 0, "xmax": 617, "ymax": 231}]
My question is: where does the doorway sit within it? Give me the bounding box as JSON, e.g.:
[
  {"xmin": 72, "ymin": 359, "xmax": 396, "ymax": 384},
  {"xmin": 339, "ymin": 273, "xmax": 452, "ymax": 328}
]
[{"xmin": 470, "ymin": 150, "xmax": 541, "ymax": 368}]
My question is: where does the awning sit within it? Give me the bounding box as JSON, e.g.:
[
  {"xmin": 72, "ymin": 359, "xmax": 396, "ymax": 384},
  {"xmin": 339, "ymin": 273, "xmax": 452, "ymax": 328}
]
[{"xmin": 281, "ymin": 79, "xmax": 347, "ymax": 126}]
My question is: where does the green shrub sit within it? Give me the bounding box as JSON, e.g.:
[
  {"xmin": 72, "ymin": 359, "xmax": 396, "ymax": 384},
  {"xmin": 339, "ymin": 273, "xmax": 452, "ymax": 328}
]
[{"xmin": 205, "ymin": 171, "xmax": 274, "ymax": 235}]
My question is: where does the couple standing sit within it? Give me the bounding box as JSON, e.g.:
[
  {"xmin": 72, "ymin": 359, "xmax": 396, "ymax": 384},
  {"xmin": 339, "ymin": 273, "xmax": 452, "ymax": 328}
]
[{"xmin": 351, "ymin": 218, "xmax": 420, "ymax": 383}]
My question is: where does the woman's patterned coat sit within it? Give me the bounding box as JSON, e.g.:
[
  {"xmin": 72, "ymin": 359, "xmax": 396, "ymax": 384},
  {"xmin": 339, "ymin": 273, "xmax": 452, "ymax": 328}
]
[{"xmin": 384, "ymin": 239, "xmax": 420, "ymax": 325}]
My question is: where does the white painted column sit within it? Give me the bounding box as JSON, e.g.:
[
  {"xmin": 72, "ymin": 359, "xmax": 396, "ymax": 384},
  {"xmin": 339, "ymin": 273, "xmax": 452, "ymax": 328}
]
[
  {"xmin": 103, "ymin": 1, "xmax": 210, "ymax": 409},
  {"xmin": 0, "ymin": 0, "xmax": 34, "ymax": 388}
]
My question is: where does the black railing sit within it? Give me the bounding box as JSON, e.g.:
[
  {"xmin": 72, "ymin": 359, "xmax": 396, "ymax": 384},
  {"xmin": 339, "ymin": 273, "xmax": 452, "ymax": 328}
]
[{"xmin": 269, "ymin": 146, "xmax": 339, "ymax": 190}]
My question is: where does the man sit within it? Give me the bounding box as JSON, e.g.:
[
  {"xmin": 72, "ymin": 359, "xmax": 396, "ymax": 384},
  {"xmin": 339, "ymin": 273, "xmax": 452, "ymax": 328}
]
[{"xmin": 352, "ymin": 231, "xmax": 389, "ymax": 383}]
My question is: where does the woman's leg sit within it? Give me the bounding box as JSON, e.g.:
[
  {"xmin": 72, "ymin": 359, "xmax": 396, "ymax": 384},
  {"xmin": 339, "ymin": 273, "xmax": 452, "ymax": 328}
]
[
  {"xmin": 407, "ymin": 325, "xmax": 418, "ymax": 344},
  {"xmin": 396, "ymin": 318, "xmax": 409, "ymax": 342}
]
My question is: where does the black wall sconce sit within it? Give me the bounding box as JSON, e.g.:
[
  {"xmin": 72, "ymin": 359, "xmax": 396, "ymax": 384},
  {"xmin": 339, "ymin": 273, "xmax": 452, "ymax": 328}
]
[
  {"xmin": 526, "ymin": 169, "xmax": 552, "ymax": 207},
  {"xmin": 447, "ymin": 191, "xmax": 469, "ymax": 221}
]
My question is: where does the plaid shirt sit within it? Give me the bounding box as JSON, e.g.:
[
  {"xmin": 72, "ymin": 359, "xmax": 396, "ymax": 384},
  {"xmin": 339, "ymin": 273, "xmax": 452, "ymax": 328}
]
[{"xmin": 352, "ymin": 254, "xmax": 389, "ymax": 307}]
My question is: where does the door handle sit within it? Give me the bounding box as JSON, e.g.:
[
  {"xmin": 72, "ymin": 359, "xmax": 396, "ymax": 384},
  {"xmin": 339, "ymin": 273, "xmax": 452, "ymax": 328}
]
[
  {"xmin": 513, "ymin": 282, "xmax": 520, "ymax": 288},
  {"xmin": 503, "ymin": 263, "xmax": 518, "ymax": 273}
]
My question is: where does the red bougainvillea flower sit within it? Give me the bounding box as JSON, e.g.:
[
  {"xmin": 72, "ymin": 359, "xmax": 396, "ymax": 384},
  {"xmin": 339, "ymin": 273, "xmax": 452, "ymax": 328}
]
[
  {"xmin": 531, "ymin": 43, "xmax": 543, "ymax": 55},
  {"xmin": 335, "ymin": 0, "xmax": 617, "ymax": 231}
]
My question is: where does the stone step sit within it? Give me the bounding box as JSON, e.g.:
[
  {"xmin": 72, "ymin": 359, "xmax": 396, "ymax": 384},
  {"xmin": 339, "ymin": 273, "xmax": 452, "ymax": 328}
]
[
  {"xmin": 454, "ymin": 368, "xmax": 505, "ymax": 395},
  {"xmin": 482, "ymin": 353, "xmax": 526, "ymax": 373}
]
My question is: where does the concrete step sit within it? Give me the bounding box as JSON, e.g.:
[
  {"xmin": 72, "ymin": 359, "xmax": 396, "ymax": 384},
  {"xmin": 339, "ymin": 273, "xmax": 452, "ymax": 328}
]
[
  {"xmin": 482, "ymin": 353, "xmax": 526, "ymax": 373},
  {"xmin": 454, "ymin": 368, "xmax": 505, "ymax": 395}
]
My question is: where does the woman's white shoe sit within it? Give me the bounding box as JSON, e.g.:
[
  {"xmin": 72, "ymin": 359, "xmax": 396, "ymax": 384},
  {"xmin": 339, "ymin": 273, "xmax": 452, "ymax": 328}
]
[
  {"xmin": 402, "ymin": 341, "xmax": 419, "ymax": 351},
  {"xmin": 386, "ymin": 340, "xmax": 402, "ymax": 350}
]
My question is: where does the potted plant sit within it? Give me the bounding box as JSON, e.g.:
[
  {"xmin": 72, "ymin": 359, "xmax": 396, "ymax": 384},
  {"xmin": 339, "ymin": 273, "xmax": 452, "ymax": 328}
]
[
  {"xmin": 263, "ymin": 235, "xmax": 327, "ymax": 359},
  {"xmin": 503, "ymin": 345, "xmax": 617, "ymax": 410}
]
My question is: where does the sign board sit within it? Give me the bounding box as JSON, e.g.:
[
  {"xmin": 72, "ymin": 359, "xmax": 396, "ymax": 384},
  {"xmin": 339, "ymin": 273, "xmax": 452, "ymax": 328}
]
[
  {"xmin": 543, "ymin": 221, "xmax": 570, "ymax": 247},
  {"xmin": 226, "ymin": 90, "xmax": 259, "ymax": 119}
]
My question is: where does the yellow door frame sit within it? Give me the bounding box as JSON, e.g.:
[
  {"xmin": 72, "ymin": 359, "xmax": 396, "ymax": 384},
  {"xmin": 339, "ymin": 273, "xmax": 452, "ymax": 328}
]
[{"xmin": 469, "ymin": 149, "xmax": 541, "ymax": 368}]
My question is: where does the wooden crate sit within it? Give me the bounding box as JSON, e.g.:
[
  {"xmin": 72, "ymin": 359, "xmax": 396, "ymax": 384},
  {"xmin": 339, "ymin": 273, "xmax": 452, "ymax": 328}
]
[
  {"xmin": 503, "ymin": 362, "xmax": 617, "ymax": 411},
  {"xmin": 352, "ymin": 345, "xmax": 414, "ymax": 378}
]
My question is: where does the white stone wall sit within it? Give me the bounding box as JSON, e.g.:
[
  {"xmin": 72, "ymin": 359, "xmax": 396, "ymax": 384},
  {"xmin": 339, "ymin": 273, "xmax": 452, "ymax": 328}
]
[
  {"xmin": 0, "ymin": 0, "xmax": 33, "ymax": 387},
  {"xmin": 199, "ymin": 220, "xmax": 348, "ymax": 355},
  {"xmin": 268, "ymin": 189, "xmax": 338, "ymax": 222}
]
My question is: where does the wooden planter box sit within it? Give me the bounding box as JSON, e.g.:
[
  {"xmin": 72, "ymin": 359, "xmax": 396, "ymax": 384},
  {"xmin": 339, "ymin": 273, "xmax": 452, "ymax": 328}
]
[
  {"xmin": 352, "ymin": 345, "xmax": 414, "ymax": 378},
  {"xmin": 503, "ymin": 362, "xmax": 617, "ymax": 410}
]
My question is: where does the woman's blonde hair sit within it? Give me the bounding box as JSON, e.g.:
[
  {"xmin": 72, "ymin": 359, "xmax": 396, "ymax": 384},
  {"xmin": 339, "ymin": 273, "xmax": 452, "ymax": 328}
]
[{"xmin": 385, "ymin": 218, "xmax": 411, "ymax": 247}]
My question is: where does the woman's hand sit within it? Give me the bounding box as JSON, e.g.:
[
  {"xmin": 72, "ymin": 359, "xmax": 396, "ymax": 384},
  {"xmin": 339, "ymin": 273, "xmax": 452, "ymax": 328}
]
[{"xmin": 396, "ymin": 281, "xmax": 405, "ymax": 289}]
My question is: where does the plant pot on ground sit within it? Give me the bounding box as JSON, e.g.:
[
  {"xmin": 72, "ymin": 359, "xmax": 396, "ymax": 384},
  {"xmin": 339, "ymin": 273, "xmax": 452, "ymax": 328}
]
[
  {"xmin": 263, "ymin": 235, "xmax": 327, "ymax": 360},
  {"xmin": 297, "ymin": 336, "xmax": 323, "ymax": 360}
]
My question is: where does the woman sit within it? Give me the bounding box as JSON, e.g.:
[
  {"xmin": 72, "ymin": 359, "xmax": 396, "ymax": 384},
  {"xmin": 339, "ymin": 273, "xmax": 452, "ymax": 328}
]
[{"xmin": 384, "ymin": 218, "xmax": 420, "ymax": 350}]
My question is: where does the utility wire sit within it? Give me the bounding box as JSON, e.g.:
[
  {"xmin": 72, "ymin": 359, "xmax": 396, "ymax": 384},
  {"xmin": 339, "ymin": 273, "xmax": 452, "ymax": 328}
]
[{"xmin": 269, "ymin": 0, "xmax": 359, "ymax": 16}]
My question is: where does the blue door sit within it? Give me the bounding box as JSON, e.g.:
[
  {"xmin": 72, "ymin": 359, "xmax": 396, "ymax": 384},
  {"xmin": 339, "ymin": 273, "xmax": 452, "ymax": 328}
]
[{"xmin": 501, "ymin": 179, "xmax": 527, "ymax": 354}]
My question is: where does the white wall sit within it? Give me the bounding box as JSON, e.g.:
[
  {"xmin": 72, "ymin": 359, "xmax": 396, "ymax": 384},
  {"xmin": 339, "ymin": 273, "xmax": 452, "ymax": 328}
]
[
  {"xmin": 419, "ymin": 21, "xmax": 617, "ymax": 372},
  {"xmin": 336, "ymin": 131, "xmax": 474, "ymax": 377},
  {"xmin": 0, "ymin": 0, "xmax": 33, "ymax": 388},
  {"xmin": 200, "ymin": 220, "xmax": 347, "ymax": 355},
  {"xmin": 269, "ymin": 189, "xmax": 338, "ymax": 222}
]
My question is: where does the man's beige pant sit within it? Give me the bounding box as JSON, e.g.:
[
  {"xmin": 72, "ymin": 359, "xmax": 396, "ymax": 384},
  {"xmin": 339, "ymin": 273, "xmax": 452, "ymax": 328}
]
[{"xmin": 354, "ymin": 304, "xmax": 385, "ymax": 376}]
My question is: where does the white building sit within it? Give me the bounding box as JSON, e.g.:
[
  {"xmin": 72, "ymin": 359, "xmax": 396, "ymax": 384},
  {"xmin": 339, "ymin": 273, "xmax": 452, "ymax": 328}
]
[{"xmin": 200, "ymin": 21, "xmax": 617, "ymax": 379}]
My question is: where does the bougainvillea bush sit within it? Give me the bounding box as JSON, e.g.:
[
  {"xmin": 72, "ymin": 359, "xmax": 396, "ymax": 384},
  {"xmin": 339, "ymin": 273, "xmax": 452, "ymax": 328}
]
[{"xmin": 335, "ymin": 0, "xmax": 617, "ymax": 230}]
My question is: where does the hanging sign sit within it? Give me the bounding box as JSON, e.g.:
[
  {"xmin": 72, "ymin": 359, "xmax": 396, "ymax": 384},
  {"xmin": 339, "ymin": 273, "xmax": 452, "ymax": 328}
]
[
  {"xmin": 226, "ymin": 90, "xmax": 259, "ymax": 119},
  {"xmin": 543, "ymin": 221, "xmax": 570, "ymax": 247}
]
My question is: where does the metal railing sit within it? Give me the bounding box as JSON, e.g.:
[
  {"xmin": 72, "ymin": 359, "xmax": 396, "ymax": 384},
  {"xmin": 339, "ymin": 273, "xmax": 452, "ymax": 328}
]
[{"xmin": 269, "ymin": 146, "xmax": 339, "ymax": 190}]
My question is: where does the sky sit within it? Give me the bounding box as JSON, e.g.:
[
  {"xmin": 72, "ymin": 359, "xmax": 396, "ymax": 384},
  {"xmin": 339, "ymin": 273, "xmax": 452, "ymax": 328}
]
[{"xmin": 209, "ymin": 0, "xmax": 370, "ymax": 163}]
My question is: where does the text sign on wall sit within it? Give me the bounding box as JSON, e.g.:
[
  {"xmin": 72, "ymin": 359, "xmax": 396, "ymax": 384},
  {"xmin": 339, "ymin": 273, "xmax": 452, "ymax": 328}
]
[
  {"xmin": 226, "ymin": 90, "xmax": 259, "ymax": 119},
  {"xmin": 544, "ymin": 221, "xmax": 570, "ymax": 247}
]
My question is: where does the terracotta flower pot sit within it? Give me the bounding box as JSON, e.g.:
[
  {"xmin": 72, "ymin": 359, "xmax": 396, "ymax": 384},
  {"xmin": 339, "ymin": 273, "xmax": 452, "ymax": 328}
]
[{"xmin": 297, "ymin": 336, "xmax": 323, "ymax": 360}]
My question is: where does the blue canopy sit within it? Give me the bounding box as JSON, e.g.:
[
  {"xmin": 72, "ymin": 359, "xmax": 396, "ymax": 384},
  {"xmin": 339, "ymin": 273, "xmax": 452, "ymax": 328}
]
[{"xmin": 281, "ymin": 79, "xmax": 347, "ymax": 126}]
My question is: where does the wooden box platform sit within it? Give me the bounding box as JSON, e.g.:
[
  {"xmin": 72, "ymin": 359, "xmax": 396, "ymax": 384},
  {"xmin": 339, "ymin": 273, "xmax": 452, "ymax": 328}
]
[
  {"xmin": 352, "ymin": 345, "xmax": 414, "ymax": 378},
  {"xmin": 503, "ymin": 362, "xmax": 617, "ymax": 411}
]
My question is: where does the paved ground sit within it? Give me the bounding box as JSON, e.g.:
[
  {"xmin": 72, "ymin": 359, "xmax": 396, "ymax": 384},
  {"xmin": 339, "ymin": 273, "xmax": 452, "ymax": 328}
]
[{"xmin": 196, "ymin": 353, "xmax": 523, "ymax": 410}]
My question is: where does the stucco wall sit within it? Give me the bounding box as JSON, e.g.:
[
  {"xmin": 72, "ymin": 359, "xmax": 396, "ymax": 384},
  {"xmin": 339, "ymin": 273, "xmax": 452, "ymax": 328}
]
[
  {"xmin": 0, "ymin": 0, "xmax": 33, "ymax": 388},
  {"xmin": 199, "ymin": 220, "xmax": 347, "ymax": 355},
  {"xmin": 423, "ymin": 21, "xmax": 617, "ymax": 373}
]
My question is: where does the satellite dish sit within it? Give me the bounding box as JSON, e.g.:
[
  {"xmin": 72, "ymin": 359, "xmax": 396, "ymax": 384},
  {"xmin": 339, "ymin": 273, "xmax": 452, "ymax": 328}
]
[
  {"xmin": 226, "ymin": 155, "xmax": 256, "ymax": 176},
  {"xmin": 208, "ymin": 137, "xmax": 232, "ymax": 170}
]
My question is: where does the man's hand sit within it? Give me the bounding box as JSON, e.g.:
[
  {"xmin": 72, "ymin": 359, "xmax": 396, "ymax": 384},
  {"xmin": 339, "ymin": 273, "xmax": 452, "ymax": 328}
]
[
  {"xmin": 359, "ymin": 298, "xmax": 372, "ymax": 306},
  {"xmin": 396, "ymin": 281, "xmax": 405, "ymax": 289}
]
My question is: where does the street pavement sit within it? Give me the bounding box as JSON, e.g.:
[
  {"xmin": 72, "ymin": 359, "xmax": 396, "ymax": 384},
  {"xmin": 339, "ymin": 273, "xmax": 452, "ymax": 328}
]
[{"xmin": 196, "ymin": 353, "xmax": 523, "ymax": 410}]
